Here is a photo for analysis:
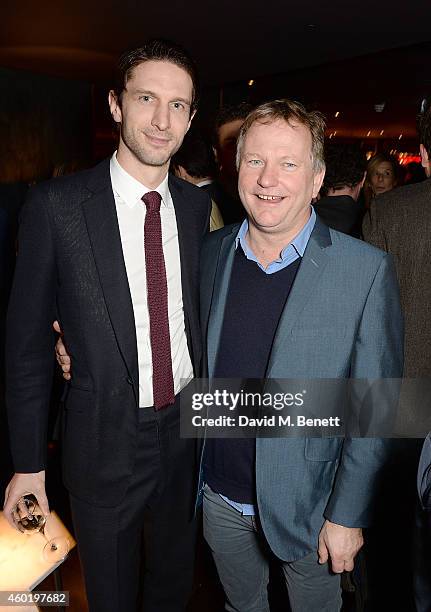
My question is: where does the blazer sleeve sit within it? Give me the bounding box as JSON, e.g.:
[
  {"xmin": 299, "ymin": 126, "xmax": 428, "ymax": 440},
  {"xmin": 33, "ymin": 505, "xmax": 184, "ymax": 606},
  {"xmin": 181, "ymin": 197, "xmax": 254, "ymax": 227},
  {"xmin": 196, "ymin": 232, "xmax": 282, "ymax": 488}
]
[
  {"xmin": 362, "ymin": 198, "xmax": 387, "ymax": 251},
  {"xmin": 324, "ymin": 253, "xmax": 404, "ymax": 527},
  {"xmin": 6, "ymin": 185, "xmax": 57, "ymax": 473}
]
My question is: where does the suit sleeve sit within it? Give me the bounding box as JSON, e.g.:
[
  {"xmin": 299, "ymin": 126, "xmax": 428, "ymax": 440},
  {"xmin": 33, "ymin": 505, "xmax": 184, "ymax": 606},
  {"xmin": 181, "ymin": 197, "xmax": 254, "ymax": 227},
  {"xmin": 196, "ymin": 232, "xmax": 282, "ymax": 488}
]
[
  {"xmin": 6, "ymin": 185, "xmax": 57, "ymax": 473},
  {"xmin": 324, "ymin": 253, "xmax": 404, "ymax": 527},
  {"xmin": 362, "ymin": 198, "xmax": 387, "ymax": 251}
]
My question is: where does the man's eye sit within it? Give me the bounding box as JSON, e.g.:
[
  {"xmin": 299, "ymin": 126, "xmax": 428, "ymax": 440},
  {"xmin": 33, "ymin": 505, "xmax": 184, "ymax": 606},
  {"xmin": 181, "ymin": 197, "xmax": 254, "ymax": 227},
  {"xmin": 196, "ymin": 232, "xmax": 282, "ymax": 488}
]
[
  {"xmin": 283, "ymin": 162, "xmax": 296, "ymax": 169},
  {"xmin": 139, "ymin": 95, "xmax": 151, "ymax": 102},
  {"xmin": 172, "ymin": 102, "xmax": 185, "ymax": 110},
  {"xmin": 248, "ymin": 159, "xmax": 263, "ymax": 166}
]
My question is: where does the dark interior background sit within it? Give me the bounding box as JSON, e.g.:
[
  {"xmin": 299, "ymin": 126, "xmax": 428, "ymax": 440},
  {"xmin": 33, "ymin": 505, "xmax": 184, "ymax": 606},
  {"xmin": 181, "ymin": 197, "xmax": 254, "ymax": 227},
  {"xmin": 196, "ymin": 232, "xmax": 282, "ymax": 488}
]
[{"xmin": 1, "ymin": 0, "xmax": 431, "ymax": 181}]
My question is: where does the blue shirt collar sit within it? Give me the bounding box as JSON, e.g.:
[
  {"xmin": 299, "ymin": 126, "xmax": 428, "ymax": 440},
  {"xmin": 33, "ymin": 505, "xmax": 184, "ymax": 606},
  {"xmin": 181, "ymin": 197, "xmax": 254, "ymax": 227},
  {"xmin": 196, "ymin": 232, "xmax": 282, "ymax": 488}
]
[{"xmin": 235, "ymin": 207, "xmax": 316, "ymax": 273}]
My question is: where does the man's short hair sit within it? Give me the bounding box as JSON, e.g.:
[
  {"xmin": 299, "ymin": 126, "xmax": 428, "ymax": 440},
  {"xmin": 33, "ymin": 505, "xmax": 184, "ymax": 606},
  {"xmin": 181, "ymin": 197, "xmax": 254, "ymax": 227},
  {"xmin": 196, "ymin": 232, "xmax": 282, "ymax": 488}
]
[
  {"xmin": 322, "ymin": 144, "xmax": 367, "ymax": 192},
  {"xmin": 171, "ymin": 133, "xmax": 216, "ymax": 179},
  {"xmin": 113, "ymin": 39, "xmax": 199, "ymax": 113},
  {"xmin": 418, "ymin": 104, "xmax": 431, "ymax": 156},
  {"xmin": 236, "ymin": 99, "xmax": 326, "ymax": 173},
  {"xmin": 212, "ymin": 103, "xmax": 254, "ymax": 147}
]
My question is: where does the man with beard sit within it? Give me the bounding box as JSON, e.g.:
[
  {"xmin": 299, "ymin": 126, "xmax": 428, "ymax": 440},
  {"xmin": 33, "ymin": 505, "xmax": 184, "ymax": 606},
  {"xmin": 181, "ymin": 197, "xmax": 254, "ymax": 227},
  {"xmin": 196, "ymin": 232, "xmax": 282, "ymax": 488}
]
[{"xmin": 4, "ymin": 40, "xmax": 210, "ymax": 612}]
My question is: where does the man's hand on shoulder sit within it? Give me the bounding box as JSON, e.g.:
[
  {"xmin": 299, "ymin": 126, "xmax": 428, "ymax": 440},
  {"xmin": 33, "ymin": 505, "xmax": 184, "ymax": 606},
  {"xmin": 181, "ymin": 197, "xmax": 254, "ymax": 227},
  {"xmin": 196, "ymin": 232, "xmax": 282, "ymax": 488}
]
[
  {"xmin": 53, "ymin": 320, "xmax": 71, "ymax": 380},
  {"xmin": 3, "ymin": 471, "xmax": 49, "ymax": 530},
  {"xmin": 318, "ymin": 519, "xmax": 363, "ymax": 573}
]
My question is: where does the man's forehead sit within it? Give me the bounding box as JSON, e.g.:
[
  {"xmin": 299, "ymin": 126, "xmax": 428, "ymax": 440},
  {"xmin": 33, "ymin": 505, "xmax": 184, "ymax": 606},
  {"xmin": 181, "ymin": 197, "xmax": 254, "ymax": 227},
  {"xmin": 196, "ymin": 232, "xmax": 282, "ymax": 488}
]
[
  {"xmin": 125, "ymin": 60, "xmax": 193, "ymax": 92},
  {"xmin": 244, "ymin": 118, "xmax": 312, "ymax": 150},
  {"xmin": 249, "ymin": 117, "xmax": 307, "ymax": 134}
]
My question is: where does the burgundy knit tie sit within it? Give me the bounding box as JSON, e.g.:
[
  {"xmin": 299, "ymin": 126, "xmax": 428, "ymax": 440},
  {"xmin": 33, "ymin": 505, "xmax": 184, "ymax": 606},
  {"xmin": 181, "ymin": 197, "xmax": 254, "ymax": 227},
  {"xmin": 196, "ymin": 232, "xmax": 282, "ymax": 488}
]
[{"xmin": 142, "ymin": 191, "xmax": 175, "ymax": 410}]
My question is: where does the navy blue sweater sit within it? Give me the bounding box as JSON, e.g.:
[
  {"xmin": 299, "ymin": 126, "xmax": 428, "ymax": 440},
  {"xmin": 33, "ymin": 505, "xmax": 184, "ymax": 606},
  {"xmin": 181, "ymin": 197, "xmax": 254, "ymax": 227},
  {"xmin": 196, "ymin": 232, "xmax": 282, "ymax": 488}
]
[{"xmin": 204, "ymin": 248, "xmax": 300, "ymax": 503}]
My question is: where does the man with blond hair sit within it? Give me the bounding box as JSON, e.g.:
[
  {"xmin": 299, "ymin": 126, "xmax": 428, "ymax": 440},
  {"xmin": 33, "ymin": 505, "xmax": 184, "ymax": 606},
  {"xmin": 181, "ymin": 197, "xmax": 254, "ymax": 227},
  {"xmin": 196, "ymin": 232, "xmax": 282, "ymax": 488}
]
[{"xmin": 200, "ymin": 99, "xmax": 403, "ymax": 611}]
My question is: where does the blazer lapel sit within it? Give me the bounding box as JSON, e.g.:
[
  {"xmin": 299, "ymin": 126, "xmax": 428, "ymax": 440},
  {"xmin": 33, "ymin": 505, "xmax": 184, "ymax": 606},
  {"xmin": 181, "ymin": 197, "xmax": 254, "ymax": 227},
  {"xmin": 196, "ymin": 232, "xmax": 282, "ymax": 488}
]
[
  {"xmin": 206, "ymin": 229, "xmax": 237, "ymax": 378},
  {"xmin": 81, "ymin": 160, "xmax": 139, "ymax": 390},
  {"xmin": 169, "ymin": 176, "xmax": 203, "ymax": 370},
  {"xmin": 267, "ymin": 219, "xmax": 332, "ymax": 373}
]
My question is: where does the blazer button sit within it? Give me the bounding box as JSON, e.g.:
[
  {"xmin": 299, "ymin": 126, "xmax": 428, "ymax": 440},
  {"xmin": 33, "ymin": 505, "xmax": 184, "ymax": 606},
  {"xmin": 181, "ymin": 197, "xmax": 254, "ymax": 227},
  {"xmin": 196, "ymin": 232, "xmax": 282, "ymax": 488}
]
[{"xmin": 126, "ymin": 377, "xmax": 133, "ymax": 385}]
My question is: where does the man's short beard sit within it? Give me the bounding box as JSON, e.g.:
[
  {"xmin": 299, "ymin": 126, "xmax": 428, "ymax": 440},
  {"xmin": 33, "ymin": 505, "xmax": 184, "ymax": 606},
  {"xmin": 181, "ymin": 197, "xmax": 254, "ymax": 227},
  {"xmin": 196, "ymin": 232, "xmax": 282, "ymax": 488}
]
[
  {"xmin": 122, "ymin": 127, "xmax": 181, "ymax": 168},
  {"xmin": 135, "ymin": 150, "xmax": 171, "ymax": 167}
]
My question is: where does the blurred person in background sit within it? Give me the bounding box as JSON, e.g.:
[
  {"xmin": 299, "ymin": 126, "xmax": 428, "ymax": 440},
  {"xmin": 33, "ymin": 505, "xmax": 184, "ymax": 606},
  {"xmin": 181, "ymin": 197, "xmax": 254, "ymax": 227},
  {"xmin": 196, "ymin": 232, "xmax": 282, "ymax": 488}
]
[
  {"xmin": 171, "ymin": 132, "xmax": 224, "ymax": 231},
  {"xmin": 210, "ymin": 102, "xmax": 253, "ymax": 224},
  {"xmin": 364, "ymin": 152, "xmax": 399, "ymax": 207},
  {"xmin": 403, "ymin": 161, "xmax": 426, "ymax": 185},
  {"xmin": 314, "ymin": 143, "xmax": 367, "ymax": 237},
  {"xmin": 363, "ymin": 104, "xmax": 431, "ymax": 612}
]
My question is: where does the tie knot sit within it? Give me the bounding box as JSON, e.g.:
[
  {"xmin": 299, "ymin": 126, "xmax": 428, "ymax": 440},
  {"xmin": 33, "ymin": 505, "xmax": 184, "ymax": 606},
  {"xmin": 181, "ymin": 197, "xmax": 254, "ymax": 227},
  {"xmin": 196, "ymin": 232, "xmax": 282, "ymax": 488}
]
[{"xmin": 142, "ymin": 191, "xmax": 162, "ymax": 212}]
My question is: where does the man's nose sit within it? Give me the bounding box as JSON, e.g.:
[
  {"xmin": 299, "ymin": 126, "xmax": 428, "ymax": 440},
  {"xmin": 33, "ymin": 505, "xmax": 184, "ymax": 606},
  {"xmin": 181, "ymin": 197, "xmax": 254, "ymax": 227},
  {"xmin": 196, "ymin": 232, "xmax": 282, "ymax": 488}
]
[
  {"xmin": 257, "ymin": 164, "xmax": 278, "ymax": 188},
  {"xmin": 151, "ymin": 104, "xmax": 170, "ymax": 131}
]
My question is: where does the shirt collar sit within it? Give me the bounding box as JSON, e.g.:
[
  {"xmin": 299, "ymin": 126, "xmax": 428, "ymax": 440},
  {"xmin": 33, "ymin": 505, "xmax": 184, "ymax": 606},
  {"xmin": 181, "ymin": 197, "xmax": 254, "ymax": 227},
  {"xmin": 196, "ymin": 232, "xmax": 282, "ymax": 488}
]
[
  {"xmin": 235, "ymin": 206, "xmax": 316, "ymax": 261},
  {"xmin": 109, "ymin": 151, "xmax": 171, "ymax": 209},
  {"xmin": 196, "ymin": 178, "xmax": 213, "ymax": 188}
]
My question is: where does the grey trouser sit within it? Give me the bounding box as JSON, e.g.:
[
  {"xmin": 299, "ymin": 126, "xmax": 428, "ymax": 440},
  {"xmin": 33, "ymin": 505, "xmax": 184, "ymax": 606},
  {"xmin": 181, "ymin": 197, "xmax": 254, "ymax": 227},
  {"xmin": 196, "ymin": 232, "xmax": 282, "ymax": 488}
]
[{"xmin": 203, "ymin": 485, "xmax": 342, "ymax": 612}]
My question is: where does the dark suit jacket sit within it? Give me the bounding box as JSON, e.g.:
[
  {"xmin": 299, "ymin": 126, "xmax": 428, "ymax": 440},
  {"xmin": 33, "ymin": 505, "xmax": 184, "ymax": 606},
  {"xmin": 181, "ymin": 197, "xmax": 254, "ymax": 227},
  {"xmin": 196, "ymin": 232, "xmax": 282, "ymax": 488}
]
[
  {"xmin": 363, "ymin": 181, "xmax": 431, "ymax": 609},
  {"xmin": 314, "ymin": 194, "xmax": 363, "ymax": 237},
  {"xmin": 362, "ymin": 178, "xmax": 431, "ymax": 377},
  {"xmin": 0, "ymin": 208, "xmax": 8, "ymax": 377},
  {"xmin": 0, "ymin": 182, "xmax": 28, "ymax": 318},
  {"xmin": 6, "ymin": 159, "xmax": 210, "ymax": 507},
  {"xmin": 203, "ymin": 180, "xmax": 245, "ymax": 225},
  {"xmin": 199, "ymin": 218, "xmax": 403, "ymax": 561}
]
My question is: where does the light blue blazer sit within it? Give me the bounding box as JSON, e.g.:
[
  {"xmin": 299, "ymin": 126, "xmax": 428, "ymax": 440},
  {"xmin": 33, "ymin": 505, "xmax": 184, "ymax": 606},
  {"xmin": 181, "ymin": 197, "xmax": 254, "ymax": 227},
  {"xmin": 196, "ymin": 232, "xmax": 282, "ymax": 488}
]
[{"xmin": 199, "ymin": 217, "xmax": 404, "ymax": 562}]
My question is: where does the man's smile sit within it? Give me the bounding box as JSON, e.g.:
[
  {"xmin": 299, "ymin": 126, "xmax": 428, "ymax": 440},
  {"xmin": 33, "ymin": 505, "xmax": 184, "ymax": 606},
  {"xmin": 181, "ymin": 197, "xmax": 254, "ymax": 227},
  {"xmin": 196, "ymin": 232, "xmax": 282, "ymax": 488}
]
[
  {"xmin": 255, "ymin": 194, "xmax": 284, "ymax": 202},
  {"xmin": 144, "ymin": 132, "xmax": 172, "ymax": 146}
]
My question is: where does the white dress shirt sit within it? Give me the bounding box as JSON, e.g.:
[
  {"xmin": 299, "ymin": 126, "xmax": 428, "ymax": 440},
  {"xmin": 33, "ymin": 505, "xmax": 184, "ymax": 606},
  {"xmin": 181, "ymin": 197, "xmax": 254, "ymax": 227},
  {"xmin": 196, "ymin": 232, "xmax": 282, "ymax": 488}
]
[{"xmin": 110, "ymin": 153, "xmax": 193, "ymax": 407}]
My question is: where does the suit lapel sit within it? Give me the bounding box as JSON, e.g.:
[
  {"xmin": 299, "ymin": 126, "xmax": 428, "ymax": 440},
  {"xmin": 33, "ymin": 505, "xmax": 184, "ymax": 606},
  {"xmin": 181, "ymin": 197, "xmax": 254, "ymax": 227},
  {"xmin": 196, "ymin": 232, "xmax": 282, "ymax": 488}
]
[
  {"xmin": 206, "ymin": 229, "xmax": 237, "ymax": 378},
  {"xmin": 169, "ymin": 176, "xmax": 202, "ymax": 370},
  {"xmin": 267, "ymin": 219, "xmax": 332, "ymax": 373},
  {"xmin": 81, "ymin": 160, "xmax": 139, "ymax": 389}
]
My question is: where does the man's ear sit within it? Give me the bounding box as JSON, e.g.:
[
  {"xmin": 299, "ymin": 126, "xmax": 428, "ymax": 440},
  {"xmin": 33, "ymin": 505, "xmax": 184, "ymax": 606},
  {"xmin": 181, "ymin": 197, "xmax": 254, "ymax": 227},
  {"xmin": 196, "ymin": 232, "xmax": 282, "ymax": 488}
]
[
  {"xmin": 186, "ymin": 109, "xmax": 197, "ymax": 134},
  {"xmin": 175, "ymin": 165, "xmax": 188, "ymax": 180},
  {"xmin": 312, "ymin": 168, "xmax": 325, "ymax": 199},
  {"xmin": 420, "ymin": 143, "xmax": 430, "ymax": 169},
  {"xmin": 108, "ymin": 90, "xmax": 122, "ymax": 124}
]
